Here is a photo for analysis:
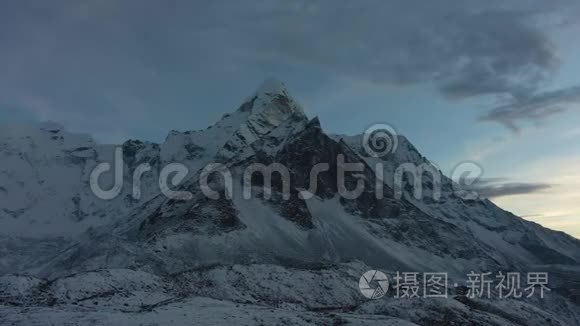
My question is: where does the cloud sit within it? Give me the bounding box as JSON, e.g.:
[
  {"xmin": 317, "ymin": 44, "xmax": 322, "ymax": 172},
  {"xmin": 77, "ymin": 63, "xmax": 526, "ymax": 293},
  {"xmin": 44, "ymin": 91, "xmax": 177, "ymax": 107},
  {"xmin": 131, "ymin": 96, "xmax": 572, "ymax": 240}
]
[
  {"xmin": 479, "ymin": 85, "xmax": 580, "ymax": 132},
  {"xmin": 232, "ymin": 1, "xmax": 561, "ymax": 99},
  {"xmin": 2, "ymin": 0, "xmax": 580, "ymax": 135},
  {"xmin": 469, "ymin": 177, "xmax": 552, "ymax": 198},
  {"xmin": 15, "ymin": 95, "xmax": 57, "ymax": 121},
  {"xmin": 1, "ymin": 1, "xmax": 569, "ymax": 90}
]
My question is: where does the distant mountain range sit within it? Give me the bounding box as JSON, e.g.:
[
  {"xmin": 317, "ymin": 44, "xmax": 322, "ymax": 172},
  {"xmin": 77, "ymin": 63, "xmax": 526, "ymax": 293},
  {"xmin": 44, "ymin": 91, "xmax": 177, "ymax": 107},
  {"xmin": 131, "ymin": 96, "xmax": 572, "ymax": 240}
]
[{"xmin": 1, "ymin": 80, "xmax": 579, "ymax": 325}]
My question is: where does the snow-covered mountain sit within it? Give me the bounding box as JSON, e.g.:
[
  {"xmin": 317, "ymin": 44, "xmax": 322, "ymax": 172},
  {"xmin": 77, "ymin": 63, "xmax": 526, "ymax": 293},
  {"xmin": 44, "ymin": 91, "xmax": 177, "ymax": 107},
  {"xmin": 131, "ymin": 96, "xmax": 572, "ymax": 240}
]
[{"xmin": 1, "ymin": 80, "xmax": 580, "ymax": 325}]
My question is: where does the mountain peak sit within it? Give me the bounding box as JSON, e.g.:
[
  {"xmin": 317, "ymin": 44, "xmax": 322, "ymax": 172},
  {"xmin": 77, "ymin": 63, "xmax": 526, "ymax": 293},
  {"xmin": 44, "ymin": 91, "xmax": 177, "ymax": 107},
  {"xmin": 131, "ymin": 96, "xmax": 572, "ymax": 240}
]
[
  {"xmin": 237, "ymin": 79, "xmax": 305, "ymax": 118},
  {"xmin": 256, "ymin": 78, "xmax": 288, "ymax": 97},
  {"xmin": 250, "ymin": 78, "xmax": 306, "ymax": 119},
  {"xmin": 211, "ymin": 79, "xmax": 308, "ymax": 159}
]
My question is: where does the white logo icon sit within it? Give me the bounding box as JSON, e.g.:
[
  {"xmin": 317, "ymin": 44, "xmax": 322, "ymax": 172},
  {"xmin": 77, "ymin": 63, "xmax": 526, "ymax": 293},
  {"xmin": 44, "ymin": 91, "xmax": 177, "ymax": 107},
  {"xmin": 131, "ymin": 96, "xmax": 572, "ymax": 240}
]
[
  {"xmin": 359, "ymin": 270, "xmax": 389, "ymax": 299},
  {"xmin": 362, "ymin": 123, "xmax": 398, "ymax": 158}
]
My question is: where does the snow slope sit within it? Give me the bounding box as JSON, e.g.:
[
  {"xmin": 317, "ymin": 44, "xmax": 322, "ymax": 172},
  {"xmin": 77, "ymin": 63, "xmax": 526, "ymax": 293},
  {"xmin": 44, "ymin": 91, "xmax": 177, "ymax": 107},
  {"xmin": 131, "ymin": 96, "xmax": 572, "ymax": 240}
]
[{"xmin": 1, "ymin": 79, "xmax": 580, "ymax": 325}]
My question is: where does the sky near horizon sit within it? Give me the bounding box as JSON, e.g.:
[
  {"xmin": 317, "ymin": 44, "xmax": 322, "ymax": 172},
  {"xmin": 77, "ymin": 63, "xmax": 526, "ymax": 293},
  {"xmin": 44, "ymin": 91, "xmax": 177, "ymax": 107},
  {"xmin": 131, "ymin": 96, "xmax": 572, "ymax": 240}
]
[{"xmin": 1, "ymin": 1, "xmax": 580, "ymax": 238}]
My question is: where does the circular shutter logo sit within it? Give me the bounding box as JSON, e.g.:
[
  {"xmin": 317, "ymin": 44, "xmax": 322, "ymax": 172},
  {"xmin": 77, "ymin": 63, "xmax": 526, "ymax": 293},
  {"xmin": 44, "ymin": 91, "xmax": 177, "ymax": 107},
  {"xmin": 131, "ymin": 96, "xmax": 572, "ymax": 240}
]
[{"xmin": 359, "ymin": 270, "xmax": 389, "ymax": 299}]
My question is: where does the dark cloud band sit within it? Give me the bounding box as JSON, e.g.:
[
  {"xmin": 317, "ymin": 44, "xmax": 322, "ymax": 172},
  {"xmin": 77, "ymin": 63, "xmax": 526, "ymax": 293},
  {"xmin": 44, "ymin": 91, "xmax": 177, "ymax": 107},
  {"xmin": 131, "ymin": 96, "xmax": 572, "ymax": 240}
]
[
  {"xmin": 480, "ymin": 85, "xmax": 580, "ymax": 132},
  {"xmin": 467, "ymin": 178, "xmax": 552, "ymax": 198}
]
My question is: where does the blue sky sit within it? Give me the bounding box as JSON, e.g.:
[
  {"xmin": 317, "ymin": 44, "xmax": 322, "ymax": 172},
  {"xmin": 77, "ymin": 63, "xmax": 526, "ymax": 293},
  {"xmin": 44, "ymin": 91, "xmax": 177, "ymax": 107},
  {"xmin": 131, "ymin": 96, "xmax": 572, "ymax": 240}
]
[{"xmin": 1, "ymin": 0, "xmax": 580, "ymax": 237}]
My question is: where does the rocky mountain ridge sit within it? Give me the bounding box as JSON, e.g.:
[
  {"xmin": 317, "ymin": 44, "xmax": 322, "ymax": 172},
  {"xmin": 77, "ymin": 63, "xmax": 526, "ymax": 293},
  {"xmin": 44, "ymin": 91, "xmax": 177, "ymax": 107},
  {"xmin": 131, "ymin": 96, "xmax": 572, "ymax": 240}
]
[{"xmin": 1, "ymin": 79, "xmax": 579, "ymax": 325}]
